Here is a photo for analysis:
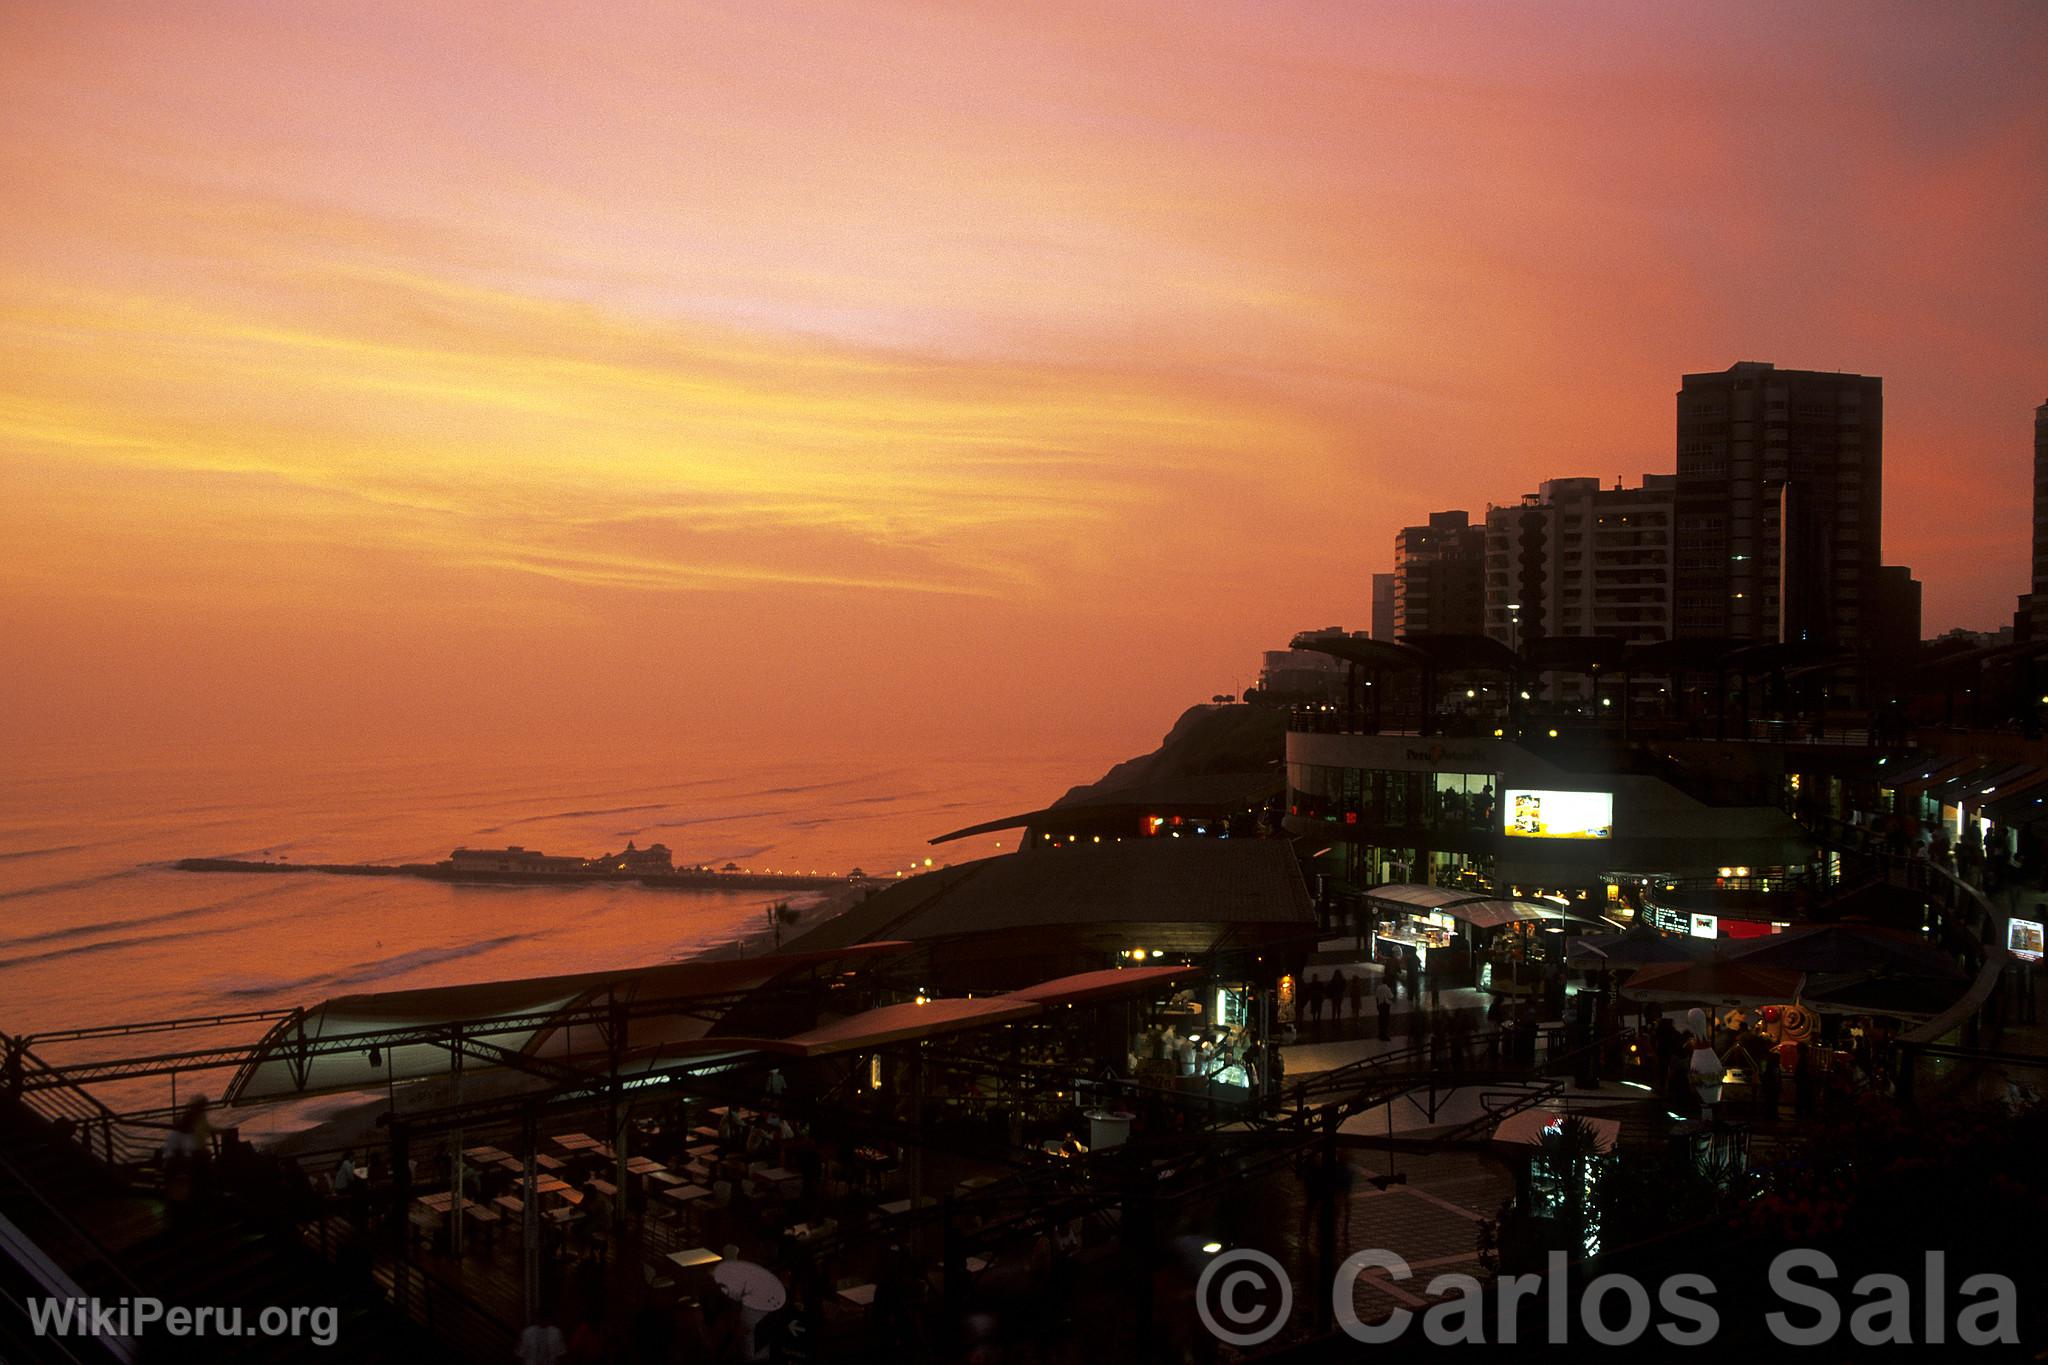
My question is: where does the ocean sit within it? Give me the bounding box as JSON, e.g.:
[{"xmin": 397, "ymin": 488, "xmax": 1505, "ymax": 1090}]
[{"xmin": 0, "ymin": 745, "xmax": 1100, "ymax": 1045}]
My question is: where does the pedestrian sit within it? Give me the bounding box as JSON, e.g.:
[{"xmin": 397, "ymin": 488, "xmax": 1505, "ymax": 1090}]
[
  {"xmin": 1375, "ymin": 978, "xmax": 1394, "ymax": 1041},
  {"xmin": 517, "ymin": 1308, "xmax": 569, "ymax": 1365},
  {"xmin": 162, "ymin": 1093, "xmax": 212, "ymax": 1223},
  {"xmin": 1347, "ymin": 972, "xmax": 1364, "ymax": 1023}
]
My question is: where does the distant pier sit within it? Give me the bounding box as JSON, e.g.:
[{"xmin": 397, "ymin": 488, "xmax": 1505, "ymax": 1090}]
[{"xmin": 171, "ymin": 857, "xmax": 873, "ymax": 892}]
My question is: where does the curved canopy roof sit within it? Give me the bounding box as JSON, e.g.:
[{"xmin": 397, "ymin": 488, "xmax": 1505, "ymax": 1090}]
[
  {"xmin": 1363, "ymin": 884, "xmax": 1596, "ymax": 927},
  {"xmin": 1623, "ymin": 637, "xmax": 1754, "ymax": 671},
  {"xmin": 1720, "ymin": 639, "xmax": 1839, "ymax": 674},
  {"xmin": 1440, "ymin": 899, "xmax": 1603, "ymax": 929},
  {"xmin": 1363, "ymin": 883, "xmax": 1483, "ymax": 910},
  {"xmin": 673, "ymin": 965, "xmax": 1197, "ymax": 1060},
  {"xmin": 223, "ymin": 942, "xmax": 912, "ymax": 1105},
  {"xmin": 1522, "ymin": 636, "xmax": 1628, "ymax": 674},
  {"xmin": 783, "ymin": 842, "xmax": 1313, "ymax": 953},
  {"xmin": 1400, "ymin": 633, "xmax": 1520, "ymax": 673},
  {"xmin": 1288, "ymin": 633, "xmax": 1425, "ymax": 671}
]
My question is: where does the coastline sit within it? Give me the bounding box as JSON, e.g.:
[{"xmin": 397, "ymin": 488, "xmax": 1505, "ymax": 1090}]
[{"xmin": 686, "ymin": 881, "xmax": 875, "ymax": 962}]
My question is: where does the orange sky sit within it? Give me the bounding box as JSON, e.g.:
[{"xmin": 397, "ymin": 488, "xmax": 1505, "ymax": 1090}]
[{"xmin": 2, "ymin": 1, "xmax": 2044, "ymax": 764}]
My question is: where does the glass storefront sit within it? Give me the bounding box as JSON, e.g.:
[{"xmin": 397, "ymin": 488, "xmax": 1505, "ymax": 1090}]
[{"xmin": 1288, "ymin": 763, "xmax": 1498, "ymax": 833}]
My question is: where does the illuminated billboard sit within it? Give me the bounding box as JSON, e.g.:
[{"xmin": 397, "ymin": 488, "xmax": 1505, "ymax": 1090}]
[
  {"xmin": 1504, "ymin": 789, "xmax": 1613, "ymax": 840},
  {"xmin": 2009, "ymin": 918, "xmax": 2045, "ymax": 963}
]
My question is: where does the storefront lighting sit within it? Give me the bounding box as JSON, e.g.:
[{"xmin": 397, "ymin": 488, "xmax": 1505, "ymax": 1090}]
[
  {"xmin": 1493, "ymin": 728, "xmax": 1504, "ymax": 737},
  {"xmin": 1520, "ymin": 690, "xmax": 1532, "ymax": 700},
  {"xmin": 1202, "ymin": 1242, "xmax": 1224, "ymax": 1254},
  {"xmin": 1547, "ymin": 729, "xmax": 1558, "ymax": 738}
]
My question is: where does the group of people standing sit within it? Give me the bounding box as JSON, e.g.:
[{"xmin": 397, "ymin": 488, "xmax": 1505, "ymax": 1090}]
[{"xmin": 1297, "ymin": 963, "xmax": 1412, "ymax": 1041}]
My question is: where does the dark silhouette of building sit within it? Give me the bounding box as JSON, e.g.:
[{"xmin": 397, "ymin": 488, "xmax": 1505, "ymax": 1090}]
[
  {"xmin": 1370, "ymin": 572, "xmax": 1396, "ymax": 641},
  {"xmin": 1674, "ymin": 362, "xmax": 1882, "ymax": 652},
  {"xmin": 1393, "ymin": 511, "xmax": 1485, "ymax": 639},
  {"xmin": 1872, "ymin": 565, "xmax": 1922, "ymax": 668},
  {"xmin": 2028, "ymin": 401, "xmax": 2048, "ymax": 640}
]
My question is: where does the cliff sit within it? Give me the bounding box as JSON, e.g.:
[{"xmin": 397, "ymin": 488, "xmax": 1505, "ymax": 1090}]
[{"xmin": 1051, "ymin": 703, "xmax": 1288, "ymax": 807}]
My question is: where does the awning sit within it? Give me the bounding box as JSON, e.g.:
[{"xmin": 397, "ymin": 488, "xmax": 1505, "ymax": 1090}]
[
  {"xmin": 1925, "ymin": 762, "xmax": 2028, "ymax": 806},
  {"xmin": 1438, "ymin": 899, "xmax": 1601, "ymax": 929},
  {"xmin": 1364, "ymin": 884, "xmax": 1486, "ymax": 911},
  {"xmin": 756, "ymin": 997, "xmax": 1041, "ymax": 1058},
  {"xmin": 1885, "ymin": 754, "xmax": 1978, "ymax": 796},
  {"xmin": 1953, "ymin": 763, "xmax": 2044, "ymax": 810},
  {"xmin": 1982, "ymin": 786, "xmax": 2048, "ymax": 827},
  {"xmin": 1005, "ymin": 964, "xmax": 1196, "ymax": 1005}
]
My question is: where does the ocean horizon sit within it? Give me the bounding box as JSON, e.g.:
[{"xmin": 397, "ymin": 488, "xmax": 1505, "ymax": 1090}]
[{"xmin": 0, "ymin": 743, "xmax": 1105, "ymax": 1040}]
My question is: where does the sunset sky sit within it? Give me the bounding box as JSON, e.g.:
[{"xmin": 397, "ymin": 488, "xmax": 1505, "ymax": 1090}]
[{"xmin": 3, "ymin": 0, "xmax": 2044, "ymax": 764}]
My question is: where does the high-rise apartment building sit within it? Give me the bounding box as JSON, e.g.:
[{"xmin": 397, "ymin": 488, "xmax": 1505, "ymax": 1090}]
[
  {"xmin": 2029, "ymin": 402, "xmax": 2048, "ymax": 640},
  {"xmin": 1370, "ymin": 573, "xmax": 1396, "ymax": 641},
  {"xmin": 1674, "ymin": 362, "xmax": 1882, "ymax": 651},
  {"xmin": 1483, "ymin": 476, "xmax": 1676, "ymax": 649},
  {"xmin": 1392, "ymin": 512, "xmax": 1485, "ymax": 639}
]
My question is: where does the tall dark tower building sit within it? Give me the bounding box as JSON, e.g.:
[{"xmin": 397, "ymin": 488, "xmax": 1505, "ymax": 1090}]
[
  {"xmin": 1392, "ymin": 511, "xmax": 1485, "ymax": 639},
  {"xmin": 1674, "ymin": 361, "xmax": 1883, "ymax": 651},
  {"xmin": 2031, "ymin": 401, "xmax": 2048, "ymax": 640}
]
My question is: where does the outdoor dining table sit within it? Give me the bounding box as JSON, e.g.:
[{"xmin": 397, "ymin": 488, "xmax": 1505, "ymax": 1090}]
[
  {"xmin": 878, "ymin": 1195, "xmax": 936, "ymax": 1216},
  {"xmin": 463, "ymin": 1145, "xmax": 509, "ymax": 1163},
  {"xmin": 589, "ymin": 1178, "xmax": 618, "ymax": 1198},
  {"xmin": 660, "ymin": 1183, "xmax": 711, "ymax": 1230},
  {"xmin": 493, "ymin": 1195, "xmax": 524, "ymax": 1216},
  {"xmin": 625, "ymin": 1156, "xmax": 665, "ymax": 1175},
  {"xmin": 666, "ymin": 1246, "xmax": 723, "ymax": 1271},
  {"xmin": 554, "ymin": 1133, "xmax": 597, "ymax": 1150},
  {"xmin": 837, "ymin": 1284, "xmax": 877, "ymax": 1307}
]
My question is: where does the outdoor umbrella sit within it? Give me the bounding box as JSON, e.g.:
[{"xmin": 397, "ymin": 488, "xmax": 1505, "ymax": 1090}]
[
  {"xmin": 1619, "ymin": 958, "xmax": 1804, "ymax": 1007},
  {"xmin": 1727, "ymin": 924, "xmax": 1961, "ymax": 979},
  {"xmin": 1565, "ymin": 922, "xmax": 1718, "ymax": 969}
]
